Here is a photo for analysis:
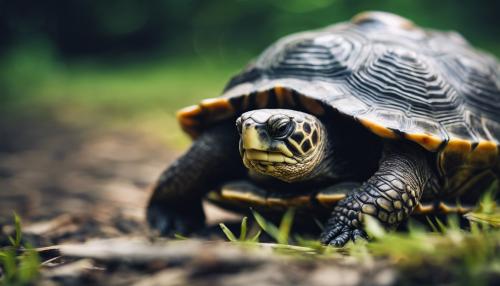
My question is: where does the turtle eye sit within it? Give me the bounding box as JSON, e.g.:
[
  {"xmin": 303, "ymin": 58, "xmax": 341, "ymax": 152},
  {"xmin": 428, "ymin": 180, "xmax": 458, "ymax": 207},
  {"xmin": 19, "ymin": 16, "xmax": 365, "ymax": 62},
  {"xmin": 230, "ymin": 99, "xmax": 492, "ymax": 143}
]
[
  {"xmin": 269, "ymin": 116, "xmax": 293, "ymax": 139},
  {"xmin": 236, "ymin": 117, "xmax": 243, "ymax": 134}
]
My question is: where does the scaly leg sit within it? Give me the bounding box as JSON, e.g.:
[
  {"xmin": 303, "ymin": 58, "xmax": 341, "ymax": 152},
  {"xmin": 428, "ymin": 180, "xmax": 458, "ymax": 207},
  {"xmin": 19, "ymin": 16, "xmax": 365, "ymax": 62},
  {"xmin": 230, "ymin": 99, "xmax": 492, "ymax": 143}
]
[
  {"xmin": 320, "ymin": 142, "xmax": 437, "ymax": 246},
  {"xmin": 147, "ymin": 122, "xmax": 244, "ymax": 236}
]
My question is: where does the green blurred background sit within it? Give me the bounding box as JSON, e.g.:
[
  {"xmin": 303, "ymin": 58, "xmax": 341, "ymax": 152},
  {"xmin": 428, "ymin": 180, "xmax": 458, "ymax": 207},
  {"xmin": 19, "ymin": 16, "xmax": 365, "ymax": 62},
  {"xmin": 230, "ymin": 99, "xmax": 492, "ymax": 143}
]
[{"xmin": 1, "ymin": 0, "xmax": 500, "ymax": 149}]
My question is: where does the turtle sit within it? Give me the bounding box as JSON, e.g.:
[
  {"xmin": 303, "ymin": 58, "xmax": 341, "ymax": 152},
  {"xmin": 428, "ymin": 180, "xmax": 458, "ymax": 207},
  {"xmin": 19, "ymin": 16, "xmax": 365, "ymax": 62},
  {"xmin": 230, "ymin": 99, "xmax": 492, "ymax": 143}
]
[{"xmin": 147, "ymin": 11, "xmax": 500, "ymax": 246}]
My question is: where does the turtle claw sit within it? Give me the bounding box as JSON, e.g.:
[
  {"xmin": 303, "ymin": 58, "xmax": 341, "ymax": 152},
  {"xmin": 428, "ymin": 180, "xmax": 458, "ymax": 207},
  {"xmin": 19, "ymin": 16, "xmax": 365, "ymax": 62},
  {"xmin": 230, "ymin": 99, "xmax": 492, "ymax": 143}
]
[
  {"xmin": 146, "ymin": 200, "xmax": 205, "ymax": 237},
  {"xmin": 352, "ymin": 229, "xmax": 368, "ymax": 243},
  {"xmin": 320, "ymin": 222, "xmax": 368, "ymax": 247},
  {"xmin": 319, "ymin": 225, "xmax": 344, "ymax": 243}
]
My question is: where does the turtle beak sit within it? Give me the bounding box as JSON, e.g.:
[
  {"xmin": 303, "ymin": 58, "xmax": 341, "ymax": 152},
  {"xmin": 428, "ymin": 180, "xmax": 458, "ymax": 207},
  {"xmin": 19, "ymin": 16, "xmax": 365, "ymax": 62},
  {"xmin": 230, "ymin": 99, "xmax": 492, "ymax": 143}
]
[
  {"xmin": 238, "ymin": 119, "xmax": 296, "ymax": 168},
  {"xmin": 241, "ymin": 124, "xmax": 270, "ymax": 151}
]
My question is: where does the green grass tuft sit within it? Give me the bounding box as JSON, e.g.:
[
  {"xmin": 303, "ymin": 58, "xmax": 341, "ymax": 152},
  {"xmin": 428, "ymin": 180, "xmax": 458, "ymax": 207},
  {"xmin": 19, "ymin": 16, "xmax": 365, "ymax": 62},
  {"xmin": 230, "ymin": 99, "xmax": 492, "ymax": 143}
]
[
  {"xmin": 219, "ymin": 216, "xmax": 262, "ymax": 243},
  {"xmin": 215, "ymin": 191, "xmax": 500, "ymax": 284},
  {"xmin": 0, "ymin": 215, "xmax": 41, "ymax": 286},
  {"xmin": 251, "ymin": 208, "xmax": 298, "ymax": 245},
  {"xmin": 464, "ymin": 184, "xmax": 499, "ymax": 227},
  {"xmin": 7, "ymin": 213, "xmax": 22, "ymax": 249}
]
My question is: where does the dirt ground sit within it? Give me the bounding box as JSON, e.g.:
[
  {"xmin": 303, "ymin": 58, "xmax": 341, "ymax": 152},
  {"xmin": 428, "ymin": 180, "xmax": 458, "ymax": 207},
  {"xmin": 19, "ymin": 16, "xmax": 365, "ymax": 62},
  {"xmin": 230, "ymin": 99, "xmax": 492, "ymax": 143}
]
[
  {"xmin": 0, "ymin": 114, "xmax": 188, "ymax": 275},
  {"xmin": 0, "ymin": 112, "xmax": 493, "ymax": 286},
  {"xmin": 0, "ymin": 112, "xmax": 168, "ymax": 231}
]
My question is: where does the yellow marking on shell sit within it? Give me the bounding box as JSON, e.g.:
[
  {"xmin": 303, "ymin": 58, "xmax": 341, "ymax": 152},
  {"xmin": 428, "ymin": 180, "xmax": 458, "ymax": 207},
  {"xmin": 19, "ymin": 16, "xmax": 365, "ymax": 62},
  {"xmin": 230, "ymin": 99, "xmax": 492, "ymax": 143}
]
[
  {"xmin": 176, "ymin": 105, "xmax": 203, "ymax": 138},
  {"xmin": 266, "ymin": 195, "xmax": 311, "ymax": 207},
  {"xmin": 200, "ymin": 98, "xmax": 234, "ymax": 120},
  {"xmin": 299, "ymin": 96, "xmax": 325, "ymax": 115},
  {"xmin": 436, "ymin": 202, "xmax": 471, "ymax": 214},
  {"xmin": 445, "ymin": 138, "xmax": 473, "ymax": 153},
  {"xmin": 206, "ymin": 190, "xmax": 224, "ymax": 202},
  {"xmin": 413, "ymin": 202, "xmax": 472, "ymax": 215},
  {"xmin": 316, "ymin": 193, "xmax": 346, "ymax": 207},
  {"xmin": 358, "ymin": 118, "xmax": 399, "ymax": 139},
  {"xmin": 177, "ymin": 104, "xmax": 202, "ymax": 119},
  {"xmin": 413, "ymin": 204, "xmax": 434, "ymax": 214},
  {"xmin": 405, "ymin": 133, "xmax": 443, "ymax": 152},
  {"xmin": 220, "ymin": 189, "xmax": 267, "ymax": 206},
  {"xmin": 274, "ymin": 86, "xmax": 286, "ymax": 107},
  {"xmin": 352, "ymin": 11, "xmax": 415, "ymax": 29},
  {"xmin": 177, "ymin": 98, "xmax": 234, "ymax": 138},
  {"xmin": 256, "ymin": 91, "xmax": 269, "ymax": 108},
  {"xmin": 470, "ymin": 141, "xmax": 499, "ymax": 166}
]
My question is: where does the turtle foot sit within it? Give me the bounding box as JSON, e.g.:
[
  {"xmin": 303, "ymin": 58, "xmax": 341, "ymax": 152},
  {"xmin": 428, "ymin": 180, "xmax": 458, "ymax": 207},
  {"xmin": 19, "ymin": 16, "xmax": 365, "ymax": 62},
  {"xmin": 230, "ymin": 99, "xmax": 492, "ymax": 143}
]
[
  {"xmin": 146, "ymin": 200, "xmax": 205, "ymax": 237},
  {"xmin": 319, "ymin": 221, "xmax": 367, "ymax": 247}
]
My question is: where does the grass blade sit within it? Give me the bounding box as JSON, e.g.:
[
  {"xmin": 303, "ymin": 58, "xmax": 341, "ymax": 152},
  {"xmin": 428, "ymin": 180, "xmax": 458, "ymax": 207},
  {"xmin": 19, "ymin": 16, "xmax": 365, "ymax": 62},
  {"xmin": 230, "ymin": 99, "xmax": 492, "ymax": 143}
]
[
  {"xmin": 313, "ymin": 218, "xmax": 324, "ymax": 231},
  {"xmin": 240, "ymin": 216, "xmax": 248, "ymax": 241},
  {"xmin": 464, "ymin": 212, "xmax": 500, "ymax": 227},
  {"xmin": 435, "ymin": 218, "xmax": 448, "ymax": 233},
  {"xmin": 278, "ymin": 208, "xmax": 295, "ymax": 244},
  {"xmin": 174, "ymin": 233, "xmax": 188, "ymax": 240},
  {"xmin": 8, "ymin": 212, "xmax": 22, "ymax": 248},
  {"xmin": 219, "ymin": 223, "xmax": 237, "ymax": 242},
  {"xmin": 249, "ymin": 230, "xmax": 262, "ymax": 242},
  {"xmin": 251, "ymin": 209, "xmax": 280, "ymax": 242},
  {"xmin": 426, "ymin": 216, "xmax": 440, "ymax": 233}
]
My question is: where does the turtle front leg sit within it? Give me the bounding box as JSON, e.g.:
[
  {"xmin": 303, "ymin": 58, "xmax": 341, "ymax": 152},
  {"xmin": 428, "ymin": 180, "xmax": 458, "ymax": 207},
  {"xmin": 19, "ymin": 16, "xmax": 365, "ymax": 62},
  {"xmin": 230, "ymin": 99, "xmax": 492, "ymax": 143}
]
[
  {"xmin": 320, "ymin": 143, "xmax": 437, "ymax": 247},
  {"xmin": 147, "ymin": 121, "xmax": 244, "ymax": 236}
]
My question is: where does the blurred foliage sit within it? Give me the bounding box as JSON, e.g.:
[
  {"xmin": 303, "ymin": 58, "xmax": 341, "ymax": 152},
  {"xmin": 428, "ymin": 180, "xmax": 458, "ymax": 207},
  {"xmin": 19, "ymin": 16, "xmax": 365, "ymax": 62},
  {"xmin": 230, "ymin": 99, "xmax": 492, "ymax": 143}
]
[
  {"xmin": 0, "ymin": 45, "xmax": 243, "ymax": 148},
  {"xmin": 1, "ymin": 1, "xmax": 499, "ymax": 147},
  {"xmin": 0, "ymin": 214, "xmax": 41, "ymax": 286},
  {"xmin": 2, "ymin": 0, "xmax": 500, "ymax": 58}
]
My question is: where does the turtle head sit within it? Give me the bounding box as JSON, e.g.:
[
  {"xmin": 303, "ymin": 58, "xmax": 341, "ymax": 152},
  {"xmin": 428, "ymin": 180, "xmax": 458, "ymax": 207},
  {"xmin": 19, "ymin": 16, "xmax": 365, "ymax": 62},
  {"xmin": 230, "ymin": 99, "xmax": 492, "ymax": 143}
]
[{"xmin": 236, "ymin": 109, "xmax": 327, "ymax": 183}]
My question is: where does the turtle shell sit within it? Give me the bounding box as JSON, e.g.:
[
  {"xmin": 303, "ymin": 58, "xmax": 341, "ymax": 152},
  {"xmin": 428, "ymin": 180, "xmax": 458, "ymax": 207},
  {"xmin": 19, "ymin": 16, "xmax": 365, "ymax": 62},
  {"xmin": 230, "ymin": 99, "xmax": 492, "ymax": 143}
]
[
  {"xmin": 178, "ymin": 11, "xmax": 500, "ymax": 196},
  {"xmin": 206, "ymin": 181, "xmax": 472, "ymax": 216}
]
